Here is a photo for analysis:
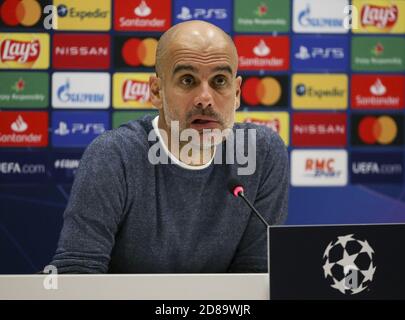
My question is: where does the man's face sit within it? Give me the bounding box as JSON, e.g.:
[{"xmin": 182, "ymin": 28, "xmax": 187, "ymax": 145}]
[{"xmin": 150, "ymin": 35, "xmax": 242, "ymax": 147}]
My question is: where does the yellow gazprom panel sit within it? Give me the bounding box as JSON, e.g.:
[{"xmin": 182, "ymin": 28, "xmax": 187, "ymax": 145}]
[
  {"xmin": 235, "ymin": 112, "xmax": 289, "ymax": 146},
  {"xmin": 352, "ymin": 0, "xmax": 405, "ymax": 34}
]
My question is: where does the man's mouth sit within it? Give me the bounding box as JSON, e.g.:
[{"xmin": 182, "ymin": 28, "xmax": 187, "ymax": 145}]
[{"xmin": 190, "ymin": 116, "xmax": 220, "ymax": 130}]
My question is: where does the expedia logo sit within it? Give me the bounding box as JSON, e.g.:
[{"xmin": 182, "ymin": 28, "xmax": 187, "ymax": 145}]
[
  {"xmin": 0, "ymin": 0, "xmax": 43, "ymax": 27},
  {"xmin": 351, "ymin": 114, "xmax": 404, "ymax": 146},
  {"xmin": 361, "ymin": 4, "xmax": 398, "ymax": 29},
  {"xmin": 115, "ymin": 36, "xmax": 157, "ymax": 68},
  {"xmin": 57, "ymin": 4, "xmax": 108, "ymax": 20},
  {"xmin": 53, "ymin": 0, "xmax": 111, "ymax": 31},
  {"xmin": 292, "ymin": 74, "xmax": 348, "ymax": 109},
  {"xmin": 295, "ymin": 84, "xmax": 345, "ymax": 98},
  {"xmin": 241, "ymin": 76, "xmax": 288, "ymax": 107}
]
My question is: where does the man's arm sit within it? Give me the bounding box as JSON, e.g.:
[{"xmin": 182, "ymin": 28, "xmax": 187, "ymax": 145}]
[
  {"xmin": 49, "ymin": 132, "xmax": 127, "ymax": 273},
  {"xmin": 228, "ymin": 128, "xmax": 289, "ymax": 273}
]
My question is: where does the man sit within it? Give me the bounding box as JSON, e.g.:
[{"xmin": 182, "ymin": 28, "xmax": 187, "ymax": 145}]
[{"xmin": 50, "ymin": 21, "xmax": 288, "ymax": 273}]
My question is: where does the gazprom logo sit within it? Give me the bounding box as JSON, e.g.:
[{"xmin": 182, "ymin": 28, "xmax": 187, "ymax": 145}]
[
  {"xmin": 52, "ymin": 72, "xmax": 110, "ymax": 109},
  {"xmin": 57, "ymin": 79, "xmax": 105, "ymax": 104},
  {"xmin": 298, "ymin": 5, "xmax": 344, "ymax": 28}
]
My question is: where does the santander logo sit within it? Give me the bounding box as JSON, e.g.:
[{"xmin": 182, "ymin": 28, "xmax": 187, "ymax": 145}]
[
  {"xmin": 10, "ymin": 115, "xmax": 28, "ymax": 133},
  {"xmin": 361, "ymin": 4, "xmax": 398, "ymax": 29},
  {"xmin": 122, "ymin": 79, "xmax": 150, "ymax": 102},
  {"xmin": 0, "ymin": 39, "xmax": 40, "ymax": 63},
  {"xmin": 134, "ymin": 0, "xmax": 152, "ymax": 17},
  {"xmin": 253, "ymin": 39, "xmax": 270, "ymax": 57}
]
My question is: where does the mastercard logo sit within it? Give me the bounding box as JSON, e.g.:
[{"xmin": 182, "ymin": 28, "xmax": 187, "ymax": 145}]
[
  {"xmin": 358, "ymin": 116, "xmax": 397, "ymax": 144},
  {"xmin": 0, "ymin": 0, "xmax": 42, "ymax": 27},
  {"xmin": 241, "ymin": 77, "xmax": 282, "ymax": 106},
  {"xmin": 121, "ymin": 38, "xmax": 157, "ymax": 67}
]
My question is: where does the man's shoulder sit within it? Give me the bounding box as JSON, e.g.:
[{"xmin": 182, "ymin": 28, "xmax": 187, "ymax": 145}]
[{"xmin": 85, "ymin": 115, "xmax": 155, "ymax": 157}]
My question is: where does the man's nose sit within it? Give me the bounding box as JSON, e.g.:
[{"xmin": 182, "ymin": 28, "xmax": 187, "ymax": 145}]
[{"xmin": 193, "ymin": 82, "xmax": 214, "ymax": 109}]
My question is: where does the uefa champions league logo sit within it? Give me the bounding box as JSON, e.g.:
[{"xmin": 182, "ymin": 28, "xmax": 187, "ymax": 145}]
[{"xmin": 322, "ymin": 234, "xmax": 376, "ymax": 295}]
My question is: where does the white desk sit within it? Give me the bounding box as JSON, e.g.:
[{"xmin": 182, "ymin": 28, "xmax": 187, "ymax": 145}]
[{"xmin": 0, "ymin": 274, "xmax": 269, "ymax": 300}]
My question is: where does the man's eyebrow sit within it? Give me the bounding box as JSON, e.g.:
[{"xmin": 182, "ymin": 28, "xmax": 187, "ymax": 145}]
[
  {"xmin": 172, "ymin": 64, "xmax": 198, "ymax": 76},
  {"xmin": 211, "ymin": 65, "xmax": 233, "ymax": 76}
]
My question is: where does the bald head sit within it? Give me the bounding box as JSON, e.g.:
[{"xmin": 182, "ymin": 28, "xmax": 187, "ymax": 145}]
[{"xmin": 155, "ymin": 21, "xmax": 238, "ymax": 79}]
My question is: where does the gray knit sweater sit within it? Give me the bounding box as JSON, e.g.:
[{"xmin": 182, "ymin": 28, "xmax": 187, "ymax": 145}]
[{"xmin": 50, "ymin": 115, "xmax": 289, "ymax": 273}]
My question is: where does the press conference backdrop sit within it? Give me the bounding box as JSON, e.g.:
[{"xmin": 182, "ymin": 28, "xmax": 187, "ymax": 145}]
[{"xmin": 0, "ymin": 0, "xmax": 404, "ymax": 273}]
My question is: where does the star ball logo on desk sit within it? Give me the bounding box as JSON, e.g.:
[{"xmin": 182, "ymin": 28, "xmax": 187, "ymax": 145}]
[
  {"xmin": 323, "ymin": 234, "xmax": 376, "ymax": 295},
  {"xmin": 114, "ymin": 0, "xmax": 171, "ymax": 31},
  {"xmin": 174, "ymin": 0, "xmax": 231, "ymax": 32},
  {"xmin": 54, "ymin": 0, "xmax": 111, "ymax": 31},
  {"xmin": 0, "ymin": 33, "xmax": 49, "ymax": 69}
]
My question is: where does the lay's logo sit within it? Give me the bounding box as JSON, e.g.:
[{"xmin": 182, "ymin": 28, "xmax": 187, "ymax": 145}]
[
  {"xmin": 1, "ymin": 39, "xmax": 39, "ymax": 63},
  {"xmin": 361, "ymin": 4, "xmax": 398, "ymax": 29},
  {"xmin": 122, "ymin": 79, "xmax": 149, "ymax": 102},
  {"xmin": 235, "ymin": 111, "xmax": 289, "ymax": 146},
  {"xmin": 113, "ymin": 73, "xmax": 153, "ymax": 108},
  {"xmin": 353, "ymin": 0, "xmax": 405, "ymax": 34},
  {"xmin": 0, "ymin": 33, "xmax": 49, "ymax": 69}
]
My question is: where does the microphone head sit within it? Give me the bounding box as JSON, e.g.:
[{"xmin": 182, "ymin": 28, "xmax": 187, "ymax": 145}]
[{"xmin": 228, "ymin": 179, "xmax": 244, "ymax": 197}]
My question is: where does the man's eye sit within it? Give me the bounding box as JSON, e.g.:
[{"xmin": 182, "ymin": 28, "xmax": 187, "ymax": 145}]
[
  {"xmin": 213, "ymin": 76, "xmax": 227, "ymax": 87},
  {"xmin": 180, "ymin": 76, "xmax": 194, "ymax": 86}
]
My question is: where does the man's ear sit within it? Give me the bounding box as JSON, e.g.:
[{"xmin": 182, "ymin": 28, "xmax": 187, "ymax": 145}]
[
  {"xmin": 149, "ymin": 75, "xmax": 163, "ymax": 109},
  {"xmin": 234, "ymin": 75, "xmax": 242, "ymax": 110}
]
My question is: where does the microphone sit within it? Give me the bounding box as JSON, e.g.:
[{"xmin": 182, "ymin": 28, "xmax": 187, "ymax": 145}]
[{"xmin": 228, "ymin": 179, "xmax": 270, "ymax": 228}]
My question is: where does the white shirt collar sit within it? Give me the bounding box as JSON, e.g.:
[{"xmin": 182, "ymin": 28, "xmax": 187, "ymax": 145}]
[{"xmin": 152, "ymin": 116, "xmax": 216, "ymax": 171}]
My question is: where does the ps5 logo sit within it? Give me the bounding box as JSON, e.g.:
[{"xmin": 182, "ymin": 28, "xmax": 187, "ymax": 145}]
[
  {"xmin": 54, "ymin": 121, "xmax": 105, "ymax": 136},
  {"xmin": 177, "ymin": 6, "xmax": 227, "ymax": 20},
  {"xmin": 295, "ymin": 46, "xmax": 345, "ymax": 60}
]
